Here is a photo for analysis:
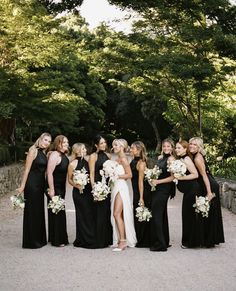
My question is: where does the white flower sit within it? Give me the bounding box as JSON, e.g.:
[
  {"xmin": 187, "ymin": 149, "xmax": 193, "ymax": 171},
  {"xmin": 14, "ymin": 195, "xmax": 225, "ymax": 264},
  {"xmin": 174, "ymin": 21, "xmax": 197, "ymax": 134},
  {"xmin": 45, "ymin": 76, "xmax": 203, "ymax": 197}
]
[
  {"xmin": 48, "ymin": 196, "xmax": 65, "ymax": 214},
  {"xmin": 135, "ymin": 205, "xmax": 152, "ymax": 222},
  {"xmin": 167, "ymin": 159, "xmax": 187, "ymax": 184},
  {"xmin": 10, "ymin": 194, "xmax": 25, "ymax": 210},
  {"xmin": 92, "ymin": 181, "xmax": 110, "ymax": 201},
  {"xmin": 73, "ymin": 167, "xmax": 90, "ymax": 193},
  {"xmin": 144, "ymin": 165, "xmax": 162, "ymax": 191},
  {"xmin": 193, "ymin": 196, "xmax": 211, "ymax": 218},
  {"xmin": 102, "ymin": 160, "xmax": 120, "ymax": 188}
]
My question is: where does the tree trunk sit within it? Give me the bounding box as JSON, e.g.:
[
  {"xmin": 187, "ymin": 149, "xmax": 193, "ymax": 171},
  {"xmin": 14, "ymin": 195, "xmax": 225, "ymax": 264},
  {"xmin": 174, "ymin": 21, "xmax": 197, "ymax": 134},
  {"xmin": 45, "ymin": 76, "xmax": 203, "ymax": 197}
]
[
  {"xmin": 197, "ymin": 95, "xmax": 202, "ymax": 137},
  {"xmin": 151, "ymin": 121, "xmax": 161, "ymax": 153}
]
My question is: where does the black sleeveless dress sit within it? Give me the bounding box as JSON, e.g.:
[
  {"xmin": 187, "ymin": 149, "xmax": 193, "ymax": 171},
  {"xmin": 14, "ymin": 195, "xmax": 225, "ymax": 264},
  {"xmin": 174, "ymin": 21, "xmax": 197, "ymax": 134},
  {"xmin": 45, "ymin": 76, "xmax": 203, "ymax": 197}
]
[
  {"xmin": 131, "ymin": 157, "xmax": 151, "ymax": 247},
  {"xmin": 193, "ymin": 153, "xmax": 225, "ymax": 247},
  {"xmin": 23, "ymin": 148, "xmax": 47, "ymax": 248},
  {"xmin": 177, "ymin": 155, "xmax": 201, "ymax": 248},
  {"xmin": 93, "ymin": 151, "xmax": 112, "ymax": 248},
  {"xmin": 48, "ymin": 153, "xmax": 69, "ymax": 246},
  {"xmin": 150, "ymin": 154, "xmax": 175, "ymax": 251},
  {"xmin": 73, "ymin": 157, "xmax": 95, "ymax": 248}
]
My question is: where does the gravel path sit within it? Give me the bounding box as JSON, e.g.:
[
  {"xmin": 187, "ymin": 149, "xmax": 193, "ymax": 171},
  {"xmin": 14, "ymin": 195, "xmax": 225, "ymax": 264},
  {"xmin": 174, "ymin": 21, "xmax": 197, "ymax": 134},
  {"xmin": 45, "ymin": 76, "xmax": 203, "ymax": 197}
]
[{"xmin": 0, "ymin": 186, "xmax": 236, "ymax": 291}]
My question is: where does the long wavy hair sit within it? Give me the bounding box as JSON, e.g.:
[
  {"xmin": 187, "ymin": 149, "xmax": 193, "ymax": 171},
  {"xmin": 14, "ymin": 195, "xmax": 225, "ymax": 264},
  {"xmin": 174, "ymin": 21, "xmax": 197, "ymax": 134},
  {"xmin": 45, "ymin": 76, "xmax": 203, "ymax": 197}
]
[
  {"xmin": 161, "ymin": 138, "xmax": 176, "ymax": 157},
  {"xmin": 131, "ymin": 141, "xmax": 147, "ymax": 162}
]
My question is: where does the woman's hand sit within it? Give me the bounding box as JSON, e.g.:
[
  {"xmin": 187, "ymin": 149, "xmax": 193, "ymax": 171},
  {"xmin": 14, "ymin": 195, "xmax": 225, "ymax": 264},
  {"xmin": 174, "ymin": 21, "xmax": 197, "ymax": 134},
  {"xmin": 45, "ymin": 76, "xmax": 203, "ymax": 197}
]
[
  {"xmin": 48, "ymin": 188, "xmax": 55, "ymax": 199},
  {"xmin": 139, "ymin": 198, "xmax": 144, "ymax": 207},
  {"xmin": 207, "ymin": 192, "xmax": 215, "ymax": 202},
  {"xmin": 174, "ymin": 174, "xmax": 183, "ymax": 180},
  {"xmin": 150, "ymin": 179, "xmax": 159, "ymax": 186},
  {"xmin": 16, "ymin": 186, "xmax": 24, "ymax": 195}
]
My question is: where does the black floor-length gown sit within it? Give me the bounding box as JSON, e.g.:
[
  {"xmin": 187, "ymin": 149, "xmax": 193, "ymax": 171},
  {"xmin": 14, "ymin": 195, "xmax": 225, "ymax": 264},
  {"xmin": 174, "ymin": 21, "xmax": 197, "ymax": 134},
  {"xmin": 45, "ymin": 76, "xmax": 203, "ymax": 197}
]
[
  {"xmin": 193, "ymin": 153, "xmax": 225, "ymax": 247},
  {"xmin": 150, "ymin": 154, "xmax": 175, "ymax": 251},
  {"xmin": 177, "ymin": 155, "xmax": 201, "ymax": 248},
  {"xmin": 48, "ymin": 153, "xmax": 69, "ymax": 246},
  {"xmin": 73, "ymin": 157, "xmax": 96, "ymax": 248},
  {"xmin": 23, "ymin": 148, "xmax": 47, "ymax": 249},
  {"xmin": 131, "ymin": 157, "xmax": 151, "ymax": 247},
  {"xmin": 93, "ymin": 150, "xmax": 112, "ymax": 248}
]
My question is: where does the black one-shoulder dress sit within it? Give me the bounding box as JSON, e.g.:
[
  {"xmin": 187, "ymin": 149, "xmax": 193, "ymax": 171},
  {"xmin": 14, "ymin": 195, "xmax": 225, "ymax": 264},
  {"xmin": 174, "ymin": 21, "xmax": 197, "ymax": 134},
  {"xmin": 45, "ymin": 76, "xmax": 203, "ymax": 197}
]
[
  {"xmin": 48, "ymin": 153, "xmax": 69, "ymax": 246},
  {"xmin": 73, "ymin": 157, "xmax": 95, "ymax": 248},
  {"xmin": 23, "ymin": 148, "xmax": 47, "ymax": 249}
]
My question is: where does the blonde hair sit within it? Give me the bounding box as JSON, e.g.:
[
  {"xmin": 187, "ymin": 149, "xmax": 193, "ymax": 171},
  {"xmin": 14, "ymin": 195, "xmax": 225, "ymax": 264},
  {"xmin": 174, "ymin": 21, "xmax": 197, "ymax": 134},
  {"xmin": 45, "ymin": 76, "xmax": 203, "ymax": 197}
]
[
  {"xmin": 33, "ymin": 132, "xmax": 51, "ymax": 149},
  {"xmin": 189, "ymin": 137, "xmax": 206, "ymax": 156},
  {"xmin": 71, "ymin": 143, "xmax": 85, "ymax": 161},
  {"xmin": 112, "ymin": 138, "xmax": 129, "ymax": 153},
  {"xmin": 131, "ymin": 141, "xmax": 147, "ymax": 162}
]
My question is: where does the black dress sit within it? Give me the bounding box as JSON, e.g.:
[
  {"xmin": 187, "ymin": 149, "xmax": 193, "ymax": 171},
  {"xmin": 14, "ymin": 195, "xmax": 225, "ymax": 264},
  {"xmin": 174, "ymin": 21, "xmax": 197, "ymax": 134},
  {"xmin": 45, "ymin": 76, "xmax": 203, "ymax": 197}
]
[
  {"xmin": 131, "ymin": 157, "xmax": 151, "ymax": 247},
  {"xmin": 23, "ymin": 148, "xmax": 47, "ymax": 249},
  {"xmin": 92, "ymin": 150, "xmax": 112, "ymax": 248},
  {"xmin": 193, "ymin": 153, "xmax": 225, "ymax": 247},
  {"xmin": 48, "ymin": 153, "xmax": 69, "ymax": 246},
  {"xmin": 177, "ymin": 155, "xmax": 201, "ymax": 248},
  {"xmin": 150, "ymin": 153, "xmax": 175, "ymax": 251},
  {"xmin": 73, "ymin": 157, "xmax": 95, "ymax": 248}
]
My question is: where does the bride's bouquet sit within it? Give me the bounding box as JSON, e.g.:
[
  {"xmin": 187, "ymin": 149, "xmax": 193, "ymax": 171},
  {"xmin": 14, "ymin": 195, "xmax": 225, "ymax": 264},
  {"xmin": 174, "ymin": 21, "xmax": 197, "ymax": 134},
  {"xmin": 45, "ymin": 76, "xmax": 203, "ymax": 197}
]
[
  {"xmin": 167, "ymin": 159, "xmax": 187, "ymax": 184},
  {"xmin": 135, "ymin": 203, "xmax": 152, "ymax": 222},
  {"xmin": 193, "ymin": 194, "xmax": 215, "ymax": 218},
  {"xmin": 144, "ymin": 165, "xmax": 162, "ymax": 191},
  {"xmin": 73, "ymin": 167, "xmax": 89, "ymax": 193},
  {"xmin": 100, "ymin": 160, "xmax": 120, "ymax": 188},
  {"xmin": 10, "ymin": 193, "xmax": 25, "ymax": 209},
  {"xmin": 92, "ymin": 181, "xmax": 110, "ymax": 202},
  {"xmin": 48, "ymin": 196, "xmax": 65, "ymax": 214}
]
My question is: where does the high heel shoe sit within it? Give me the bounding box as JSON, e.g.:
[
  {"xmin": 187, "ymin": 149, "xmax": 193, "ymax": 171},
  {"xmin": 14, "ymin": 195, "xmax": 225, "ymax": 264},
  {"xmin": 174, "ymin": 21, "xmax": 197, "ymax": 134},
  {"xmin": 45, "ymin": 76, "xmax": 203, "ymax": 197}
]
[{"xmin": 112, "ymin": 239, "xmax": 127, "ymax": 252}]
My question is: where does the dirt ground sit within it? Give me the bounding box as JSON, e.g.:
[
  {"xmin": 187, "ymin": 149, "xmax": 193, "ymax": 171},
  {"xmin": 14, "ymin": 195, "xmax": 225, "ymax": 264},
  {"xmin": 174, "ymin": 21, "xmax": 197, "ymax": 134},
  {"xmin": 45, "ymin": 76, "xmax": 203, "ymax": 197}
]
[{"xmin": 0, "ymin": 185, "xmax": 236, "ymax": 291}]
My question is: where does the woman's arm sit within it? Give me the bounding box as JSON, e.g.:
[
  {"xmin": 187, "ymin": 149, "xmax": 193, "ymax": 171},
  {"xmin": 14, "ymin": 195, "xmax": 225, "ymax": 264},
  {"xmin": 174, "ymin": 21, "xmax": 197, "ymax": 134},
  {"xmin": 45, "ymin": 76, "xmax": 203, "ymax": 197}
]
[
  {"xmin": 152, "ymin": 156, "xmax": 175, "ymax": 185},
  {"xmin": 137, "ymin": 161, "xmax": 146, "ymax": 205},
  {"xmin": 119, "ymin": 157, "xmax": 132, "ymax": 180},
  {"xmin": 67, "ymin": 160, "xmax": 81, "ymax": 189},
  {"xmin": 88, "ymin": 153, "xmax": 97, "ymax": 187},
  {"xmin": 47, "ymin": 151, "xmax": 60, "ymax": 198},
  {"xmin": 16, "ymin": 146, "xmax": 37, "ymax": 194},
  {"xmin": 177, "ymin": 157, "xmax": 198, "ymax": 180},
  {"xmin": 194, "ymin": 155, "xmax": 214, "ymax": 200}
]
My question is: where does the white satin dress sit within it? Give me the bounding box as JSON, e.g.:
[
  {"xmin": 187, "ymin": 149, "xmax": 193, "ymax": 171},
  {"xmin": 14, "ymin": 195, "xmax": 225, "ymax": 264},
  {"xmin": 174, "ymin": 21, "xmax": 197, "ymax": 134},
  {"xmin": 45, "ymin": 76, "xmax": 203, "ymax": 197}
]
[{"xmin": 110, "ymin": 163, "xmax": 137, "ymax": 247}]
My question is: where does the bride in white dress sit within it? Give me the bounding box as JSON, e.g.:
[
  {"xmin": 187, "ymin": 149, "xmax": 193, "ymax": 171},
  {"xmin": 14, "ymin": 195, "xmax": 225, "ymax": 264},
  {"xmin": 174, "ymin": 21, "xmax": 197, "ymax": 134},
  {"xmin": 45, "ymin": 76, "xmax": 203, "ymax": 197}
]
[{"xmin": 111, "ymin": 139, "xmax": 137, "ymax": 251}]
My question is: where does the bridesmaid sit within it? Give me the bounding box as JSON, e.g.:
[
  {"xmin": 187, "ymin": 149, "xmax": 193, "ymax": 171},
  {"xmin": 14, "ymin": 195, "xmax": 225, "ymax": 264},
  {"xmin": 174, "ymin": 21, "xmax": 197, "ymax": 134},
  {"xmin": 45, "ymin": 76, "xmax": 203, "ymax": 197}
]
[
  {"xmin": 17, "ymin": 133, "xmax": 51, "ymax": 249},
  {"xmin": 130, "ymin": 141, "xmax": 151, "ymax": 247},
  {"xmin": 189, "ymin": 137, "xmax": 225, "ymax": 247},
  {"xmin": 150, "ymin": 138, "xmax": 175, "ymax": 252},
  {"xmin": 47, "ymin": 135, "xmax": 69, "ymax": 247},
  {"xmin": 175, "ymin": 140, "xmax": 201, "ymax": 248},
  {"xmin": 88, "ymin": 135, "xmax": 112, "ymax": 248},
  {"xmin": 68, "ymin": 143, "xmax": 95, "ymax": 248}
]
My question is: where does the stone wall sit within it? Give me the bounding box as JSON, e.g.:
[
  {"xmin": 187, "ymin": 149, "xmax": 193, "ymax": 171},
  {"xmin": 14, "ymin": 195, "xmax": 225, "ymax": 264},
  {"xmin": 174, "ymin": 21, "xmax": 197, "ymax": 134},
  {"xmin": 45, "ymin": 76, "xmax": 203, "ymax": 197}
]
[
  {"xmin": 0, "ymin": 163, "xmax": 24, "ymax": 197},
  {"xmin": 217, "ymin": 178, "xmax": 236, "ymax": 214}
]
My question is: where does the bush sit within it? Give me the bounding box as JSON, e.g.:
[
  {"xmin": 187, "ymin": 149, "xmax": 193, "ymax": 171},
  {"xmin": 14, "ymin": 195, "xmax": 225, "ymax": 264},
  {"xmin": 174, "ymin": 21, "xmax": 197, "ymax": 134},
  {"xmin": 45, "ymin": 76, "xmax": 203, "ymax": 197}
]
[{"xmin": 209, "ymin": 157, "xmax": 236, "ymax": 180}]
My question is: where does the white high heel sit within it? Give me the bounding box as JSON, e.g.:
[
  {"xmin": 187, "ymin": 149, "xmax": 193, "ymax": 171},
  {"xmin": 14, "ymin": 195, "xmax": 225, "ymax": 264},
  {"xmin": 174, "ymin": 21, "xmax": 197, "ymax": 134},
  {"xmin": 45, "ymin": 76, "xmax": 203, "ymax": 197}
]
[{"xmin": 112, "ymin": 240, "xmax": 127, "ymax": 252}]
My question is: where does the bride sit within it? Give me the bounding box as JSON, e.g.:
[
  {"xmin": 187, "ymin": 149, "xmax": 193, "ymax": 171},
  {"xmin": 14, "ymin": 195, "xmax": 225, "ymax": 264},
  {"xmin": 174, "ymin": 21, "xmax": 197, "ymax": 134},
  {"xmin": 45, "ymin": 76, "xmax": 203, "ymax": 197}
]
[{"xmin": 111, "ymin": 139, "xmax": 137, "ymax": 251}]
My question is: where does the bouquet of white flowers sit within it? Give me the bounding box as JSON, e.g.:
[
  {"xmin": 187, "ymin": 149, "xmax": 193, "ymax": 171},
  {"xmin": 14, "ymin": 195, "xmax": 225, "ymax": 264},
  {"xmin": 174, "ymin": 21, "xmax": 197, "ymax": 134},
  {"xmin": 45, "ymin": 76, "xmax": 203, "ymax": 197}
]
[
  {"xmin": 135, "ymin": 204, "xmax": 152, "ymax": 222},
  {"xmin": 144, "ymin": 165, "xmax": 162, "ymax": 191},
  {"xmin": 100, "ymin": 160, "xmax": 120, "ymax": 188},
  {"xmin": 167, "ymin": 159, "xmax": 187, "ymax": 184},
  {"xmin": 193, "ymin": 194, "xmax": 215, "ymax": 218},
  {"xmin": 48, "ymin": 196, "xmax": 65, "ymax": 214},
  {"xmin": 92, "ymin": 181, "xmax": 110, "ymax": 201},
  {"xmin": 10, "ymin": 193, "xmax": 25, "ymax": 209},
  {"xmin": 73, "ymin": 167, "xmax": 90, "ymax": 193}
]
